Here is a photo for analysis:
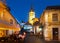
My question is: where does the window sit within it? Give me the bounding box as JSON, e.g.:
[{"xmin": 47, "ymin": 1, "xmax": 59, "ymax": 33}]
[
  {"xmin": 52, "ymin": 13, "xmax": 58, "ymax": 21},
  {"xmin": 10, "ymin": 19, "xmax": 13, "ymax": 24}
]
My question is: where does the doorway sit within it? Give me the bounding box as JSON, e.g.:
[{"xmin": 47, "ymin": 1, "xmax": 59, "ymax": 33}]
[{"xmin": 53, "ymin": 28, "xmax": 58, "ymax": 40}]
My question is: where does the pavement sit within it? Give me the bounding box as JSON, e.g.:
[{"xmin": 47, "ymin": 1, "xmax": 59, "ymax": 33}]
[
  {"xmin": 24, "ymin": 34, "xmax": 60, "ymax": 43},
  {"xmin": 0, "ymin": 34, "xmax": 60, "ymax": 43},
  {"xmin": 24, "ymin": 35, "xmax": 44, "ymax": 43}
]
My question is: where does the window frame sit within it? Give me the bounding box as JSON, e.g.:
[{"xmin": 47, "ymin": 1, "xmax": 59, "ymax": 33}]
[{"xmin": 52, "ymin": 13, "xmax": 58, "ymax": 22}]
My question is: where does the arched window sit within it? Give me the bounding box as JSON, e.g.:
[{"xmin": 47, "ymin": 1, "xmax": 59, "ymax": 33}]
[{"xmin": 10, "ymin": 19, "xmax": 13, "ymax": 24}]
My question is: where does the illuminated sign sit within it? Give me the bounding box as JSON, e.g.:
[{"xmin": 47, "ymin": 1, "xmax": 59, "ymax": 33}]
[{"xmin": 24, "ymin": 25, "xmax": 32, "ymax": 29}]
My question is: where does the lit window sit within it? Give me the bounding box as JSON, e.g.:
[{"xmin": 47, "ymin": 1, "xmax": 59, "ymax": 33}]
[{"xmin": 52, "ymin": 13, "xmax": 58, "ymax": 21}]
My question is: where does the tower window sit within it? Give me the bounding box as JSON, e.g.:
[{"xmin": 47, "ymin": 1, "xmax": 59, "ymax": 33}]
[{"xmin": 52, "ymin": 13, "xmax": 58, "ymax": 21}]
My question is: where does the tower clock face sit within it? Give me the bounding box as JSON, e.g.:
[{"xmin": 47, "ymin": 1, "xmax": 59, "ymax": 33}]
[
  {"xmin": 30, "ymin": 14, "xmax": 34, "ymax": 16},
  {"xmin": 29, "ymin": 12, "xmax": 35, "ymax": 16}
]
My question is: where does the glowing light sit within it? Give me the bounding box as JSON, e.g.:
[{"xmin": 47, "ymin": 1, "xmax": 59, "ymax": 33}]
[{"xmin": 39, "ymin": 28, "xmax": 42, "ymax": 31}]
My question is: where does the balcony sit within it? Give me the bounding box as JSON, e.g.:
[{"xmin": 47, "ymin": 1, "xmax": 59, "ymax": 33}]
[{"xmin": 47, "ymin": 22, "xmax": 60, "ymax": 26}]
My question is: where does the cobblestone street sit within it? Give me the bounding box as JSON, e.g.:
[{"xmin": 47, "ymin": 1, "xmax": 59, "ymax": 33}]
[
  {"xmin": 0, "ymin": 35, "xmax": 60, "ymax": 43},
  {"xmin": 24, "ymin": 35, "xmax": 60, "ymax": 43}
]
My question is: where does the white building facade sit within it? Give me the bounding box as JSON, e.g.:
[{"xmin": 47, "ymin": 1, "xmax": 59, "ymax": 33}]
[{"xmin": 40, "ymin": 6, "xmax": 60, "ymax": 41}]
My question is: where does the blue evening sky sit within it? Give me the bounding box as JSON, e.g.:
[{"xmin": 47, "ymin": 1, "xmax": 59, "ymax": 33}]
[{"xmin": 6, "ymin": 0, "xmax": 60, "ymax": 23}]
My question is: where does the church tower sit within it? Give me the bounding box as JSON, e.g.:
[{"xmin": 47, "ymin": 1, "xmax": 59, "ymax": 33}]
[{"xmin": 29, "ymin": 7, "xmax": 35, "ymax": 25}]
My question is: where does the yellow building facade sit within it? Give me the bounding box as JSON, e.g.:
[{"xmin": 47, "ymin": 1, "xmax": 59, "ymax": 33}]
[
  {"xmin": 0, "ymin": 2, "xmax": 20, "ymax": 37},
  {"xmin": 33, "ymin": 18, "xmax": 39, "ymax": 23},
  {"xmin": 40, "ymin": 6, "xmax": 60, "ymax": 41}
]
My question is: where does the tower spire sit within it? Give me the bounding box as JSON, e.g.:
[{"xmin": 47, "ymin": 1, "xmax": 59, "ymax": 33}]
[{"xmin": 30, "ymin": 4, "xmax": 34, "ymax": 12}]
